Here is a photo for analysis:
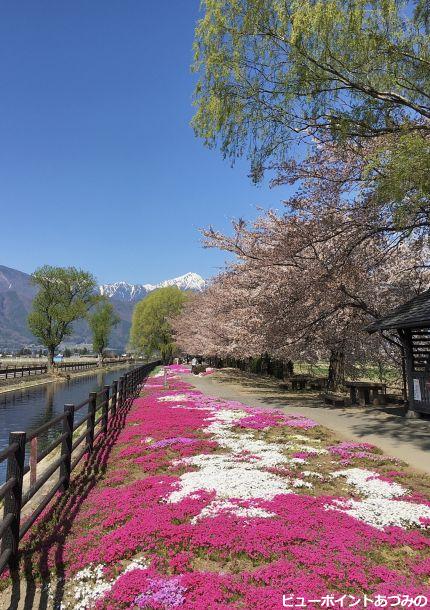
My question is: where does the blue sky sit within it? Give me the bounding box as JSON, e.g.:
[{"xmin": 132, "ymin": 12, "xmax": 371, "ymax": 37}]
[{"xmin": 0, "ymin": 1, "xmax": 289, "ymax": 284}]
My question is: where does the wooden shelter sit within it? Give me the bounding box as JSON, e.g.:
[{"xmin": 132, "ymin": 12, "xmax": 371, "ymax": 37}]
[{"xmin": 368, "ymin": 290, "xmax": 430, "ymax": 415}]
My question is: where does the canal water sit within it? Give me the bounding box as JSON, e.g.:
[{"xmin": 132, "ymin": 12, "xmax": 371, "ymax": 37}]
[{"xmin": 0, "ymin": 365, "xmax": 135, "ymax": 483}]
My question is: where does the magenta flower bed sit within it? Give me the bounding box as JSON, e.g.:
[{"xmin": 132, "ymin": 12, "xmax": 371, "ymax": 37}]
[{"xmin": 14, "ymin": 366, "xmax": 430, "ymax": 609}]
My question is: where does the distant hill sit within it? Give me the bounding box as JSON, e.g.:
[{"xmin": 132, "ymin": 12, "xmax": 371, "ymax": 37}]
[
  {"xmin": 0, "ymin": 266, "xmax": 37, "ymax": 348},
  {"xmin": 0, "ymin": 265, "xmax": 206, "ymax": 350}
]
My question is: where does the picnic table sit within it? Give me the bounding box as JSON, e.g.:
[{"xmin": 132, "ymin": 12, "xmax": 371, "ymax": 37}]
[
  {"xmin": 290, "ymin": 375, "xmax": 313, "ymax": 391},
  {"xmin": 309, "ymin": 377, "xmax": 327, "ymax": 390},
  {"xmin": 345, "ymin": 381, "xmax": 387, "ymax": 406}
]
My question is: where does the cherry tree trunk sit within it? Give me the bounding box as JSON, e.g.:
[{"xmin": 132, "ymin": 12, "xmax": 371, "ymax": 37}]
[
  {"xmin": 327, "ymin": 350, "xmax": 345, "ymax": 391},
  {"xmin": 285, "ymin": 360, "xmax": 294, "ymax": 377}
]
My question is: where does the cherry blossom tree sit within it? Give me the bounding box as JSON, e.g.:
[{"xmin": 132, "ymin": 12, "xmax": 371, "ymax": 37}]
[{"xmin": 174, "ymin": 198, "xmax": 429, "ymax": 390}]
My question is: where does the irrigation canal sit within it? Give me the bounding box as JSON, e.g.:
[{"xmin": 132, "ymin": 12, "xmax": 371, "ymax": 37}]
[{"xmin": 0, "ymin": 364, "xmax": 136, "ymax": 483}]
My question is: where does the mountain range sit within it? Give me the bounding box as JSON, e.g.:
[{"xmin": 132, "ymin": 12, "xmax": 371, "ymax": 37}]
[
  {"xmin": 0, "ymin": 265, "xmax": 205, "ymax": 350},
  {"xmin": 99, "ymin": 272, "xmax": 206, "ymax": 302}
]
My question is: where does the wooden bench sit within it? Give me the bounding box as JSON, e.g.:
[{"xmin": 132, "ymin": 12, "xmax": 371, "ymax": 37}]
[
  {"xmin": 321, "ymin": 392, "xmax": 350, "ymax": 407},
  {"xmin": 290, "ymin": 376, "xmax": 312, "ymax": 390},
  {"xmin": 309, "ymin": 377, "xmax": 327, "ymax": 390},
  {"xmin": 385, "ymin": 393, "xmax": 404, "ymax": 405}
]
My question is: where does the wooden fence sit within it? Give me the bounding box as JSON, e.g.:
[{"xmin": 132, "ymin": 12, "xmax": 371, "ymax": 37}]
[
  {"xmin": 0, "ymin": 360, "xmax": 159, "ymax": 575},
  {"xmin": 0, "ymin": 358, "xmax": 132, "ymax": 380}
]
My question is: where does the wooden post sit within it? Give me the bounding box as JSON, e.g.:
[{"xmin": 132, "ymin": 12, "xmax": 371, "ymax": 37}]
[
  {"xmin": 60, "ymin": 404, "xmax": 74, "ymax": 491},
  {"xmin": 1, "ymin": 431, "xmax": 26, "ymax": 570},
  {"xmin": 87, "ymin": 392, "xmax": 97, "ymax": 452},
  {"xmin": 118, "ymin": 377, "xmax": 123, "ymax": 409},
  {"xmin": 29, "ymin": 438, "xmax": 38, "ymax": 487},
  {"xmin": 111, "ymin": 380, "xmax": 118, "ymax": 416},
  {"xmin": 122, "ymin": 375, "xmax": 127, "ymax": 405},
  {"xmin": 102, "ymin": 385, "xmax": 110, "ymax": 434},
  {"xmin": 119, "ymin": 375, "xmax": 124, "ymax": 408}
]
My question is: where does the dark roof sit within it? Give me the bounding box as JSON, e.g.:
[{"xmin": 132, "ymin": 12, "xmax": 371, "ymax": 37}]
[{"xmin": 367, "ymin": 289, "xmax": 430, "ymax": 332}]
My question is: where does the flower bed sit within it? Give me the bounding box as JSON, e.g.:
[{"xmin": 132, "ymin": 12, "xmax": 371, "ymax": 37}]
[{"xmin": 8, "ymin": 366, "xmax": 430, "ymax": 608}]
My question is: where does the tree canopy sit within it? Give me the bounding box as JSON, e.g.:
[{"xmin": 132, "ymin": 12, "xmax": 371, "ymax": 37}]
[
  {"xmin": 28, "ymin": 266, "xmax": 98, "ymax": 368},
  {"xmin": 194, "ymin": 0, "xmax": 430, "ymax": 158},
  {"xmin": 193, "ymin": 0, "xmax": 430, "ymax": 224},
  {"xmin": 129, "ymin": 287, "xmax": 189, "ymax": 362}
]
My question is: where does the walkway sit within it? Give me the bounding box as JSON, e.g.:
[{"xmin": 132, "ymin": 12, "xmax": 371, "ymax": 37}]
[{"xmin": 187, "ymin": 369, "xmax": 430, "ymax": 474}]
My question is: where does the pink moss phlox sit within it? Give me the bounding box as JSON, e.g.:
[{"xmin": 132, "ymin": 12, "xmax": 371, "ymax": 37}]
[
  {"xmin": 292, "ymin": 451, "xmax": 314, "ymax": 460},
  {"xmin": 236, "ymin": 413, "xmax": 282, "ymax": 430},
  {"xmin": 135, "ymin": 575, "xmax": 187, "ymax": 608},
  {"xmin": 19, "ymin": 363, "xmax": 430, "ymax": 607},
  {"xmin": 234, "ymin": 451, "xmax": 261, "ymax": 463},
  {"xmin": 283, "ymin": 414, "xmax": 319, "ymax": 429},
  {"xmin": 237, "ymin": 411, "xmax": 318, "ymax": 430},
  {"xmin": 266, "ymin": 466, "xmax": 296, "ymax": 478},
  {"xmin": 327, "ymin": 441, "xmax": 390, "ymax": 465},
  {"xmin": 168, "ymin": 364, "xmax": 191, "ymax": 374},
  {"xmin": 151, "ymin": 437, "xmax": 196, "ymax": 449}
]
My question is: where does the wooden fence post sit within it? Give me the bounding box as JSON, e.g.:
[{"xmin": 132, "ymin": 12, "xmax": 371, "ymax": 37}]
[
  {"xmin": 122, "ymin": 375, "xmax": 127, "ymax": 407},
  {"xmin": 60, "ymin": 404, "xmax": 74, "ymax": 491},
  {"xmin": 122, "ymin": 375, "xmax": 126, "ymax": 405},
  {"xmin": 87, "ymin": 392, "xmax": 97, "ymax": 452},
  {"xmin": 102, "ymin": 386, "xmax": 110, "ymax": 434},
  {"xmin": 1, "ymin": 431, "xmax": 26, "ymax": 570},
  {"xmin": 117, "ymin": 377, "xmax": 122, "ymax": 409},
  {"xmin": 29, "ymin": 438, "xmax": 38, "ymax": 486},
  {"xmin": 111, "ymin": 380, "xmax": 118, "ymax": 416}
]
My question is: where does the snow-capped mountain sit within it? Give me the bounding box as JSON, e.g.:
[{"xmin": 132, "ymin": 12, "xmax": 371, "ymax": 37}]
[
  {"xmin": 99, "ymin": 282, "xmax": 149, "ymax": 302},
  {"xmin": 99, "ymin": 272, "xmax": 206, "ymax": 302},
  {"xmin": 156, "ymin": 272, "xmax": 206, "ymax": 292}
]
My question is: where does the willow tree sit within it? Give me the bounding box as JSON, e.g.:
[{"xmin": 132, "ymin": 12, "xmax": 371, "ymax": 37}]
[
  {"xmin": 28, "ymin": 266, "xmax": 97, "ymax": 370},
  {"xmin": 89, "ymin": 299, "xmax": 120, "ymax": 365},
  {"xmin": 129, "ymin": 287, "xmax": 189, "ymax": 363},
  {"xmin": 193, "ymin": 0, "xmax": 430, "ymax": 224}
]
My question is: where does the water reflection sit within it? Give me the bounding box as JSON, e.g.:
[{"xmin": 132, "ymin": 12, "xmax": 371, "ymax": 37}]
[{"xmin": 0, "ymin": 366, "xmax": 134, "ymax": 482}]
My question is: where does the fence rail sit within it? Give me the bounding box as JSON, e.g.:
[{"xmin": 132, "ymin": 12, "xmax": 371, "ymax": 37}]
[
  {"xmin": 0, "ymin": 360, "xmax": 159, "ymax": 575},
  {"xmin": 0, "ymin": 358, "xmax": 133, "ymax": 380}
]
